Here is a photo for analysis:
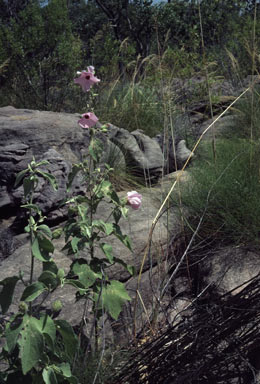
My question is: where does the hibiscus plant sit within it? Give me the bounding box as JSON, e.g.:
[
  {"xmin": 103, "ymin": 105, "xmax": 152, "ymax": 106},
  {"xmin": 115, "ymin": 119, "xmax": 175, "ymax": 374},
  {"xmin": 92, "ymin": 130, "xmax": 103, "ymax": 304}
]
[{"xmin": 0, "ymin": 66, "xmax": 142, "ymax": 383}]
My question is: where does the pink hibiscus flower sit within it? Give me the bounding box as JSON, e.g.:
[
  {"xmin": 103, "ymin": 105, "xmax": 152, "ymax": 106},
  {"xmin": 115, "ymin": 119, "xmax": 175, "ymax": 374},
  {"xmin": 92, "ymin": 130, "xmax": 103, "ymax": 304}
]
[
  {"xmin": 127, "ymin": 191, "xmax": 142, "ymax": 210},
  {"xmin": 78, "ymin": 112, "xmax": 99, "ymax": 129},
  {"xmin": 74, "ymin": 66, "xmax": 100, "ymax": 92}
]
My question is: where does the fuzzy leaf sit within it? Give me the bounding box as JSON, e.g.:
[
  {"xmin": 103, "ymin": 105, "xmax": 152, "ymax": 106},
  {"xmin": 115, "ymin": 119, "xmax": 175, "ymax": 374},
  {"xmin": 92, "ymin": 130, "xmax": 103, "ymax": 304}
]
[
  {"xmin": 4, "ymin": 314, "xmax": 24, "ymax": 353},
  {"xmin": 43, "ymin": 261, "xmax": 59, "ymax": 275},
  {"xmin": 113, "ymin": 207, "xmax": 122, "ymax": 224},
  {"xmin": 36, "ymin": 170, "xmax": 58, "ymax": 191},
  {"xmin": 72, "ymin": 260, "xmax": 100, "ymax": 288},
  {"xmin": 31, "ymin": 237, "xmax": 48, "ymax": 261},
  {"xmin": 114, "ymin": 257, "xmax": 135, "ymax": 276},
  {"xmin": 21, "ymin": 203, "xmax": 41, "ymax": 215},
  {"xmin": 100, "ymin": 243, "xmax": 114, "ymax": 263},
  {"xmin": 38, "ymin": 224, "xmax": 52, "ymax": 239},
  {"xmin": 113, "ymin": 224, "xmax": 132, "ymax": 251},
  {"xmin": 38, "ymin": 271, "xmax": 58, "ymax": 290},
  {"xmin": 42, "ymin": 367, "xmax": 58, "ymax": 384},
  {"xmin": 32, "ymin": 236, "xmax": 54, "ymax": 262},
  {"xmin": 89, "ymin": 138, "xmax": 102, "ymax": 163},
  {"xmin": 67, "ymin": 164, "xmax": 81, "ymax": 191},
  {"xmin": 99, "ymin": 180, "xmax": 112, "ymax": 196},
  {"xmin": 110, "ymin": 190, "xmax": 120, "ymax": 204},
  {"xmin": 21, "ymin": 282, "xmax": 46, "ymax": 302},
  {"xmin": 64, "ymin": 279, "xmax": 87, "ymax": 295},
  {"xmin": 92, "ymin": 220, "xmax": 113, "ymax": 235},
  {"xmin": 23, "ymin": 177, "xmax": 33, "ymax": 197},
  {"xmin": 39, "ymin": 236, "xmax": 54, "ymax": 254},
  {"xmin": 71, "ymin": 236, "xmax": 81, "ymax": 253},
  {"xmin": 39, "ymin": 314, "xmax": 56, "ymax": 344},
  {"xmin": 100, "ymin": 280, "xmax": 131, "ymax": 320},
  {"xmin": 0, "ymin": 276, "xmax": 19, "ymax": 314},
  {"xmin": 15, "ymin": 169, "xmax": 28, "ymax": 187},
  {"xmin": 57, "ymin": 362, "xmax": 72, "ymax": 377},
  {"xmin": 55, "ymin": 320, "xmax": 79, "ymax": 359},
  {"xmin": 19, "ymin": 314, "xmax": 44, "ymax": 374}
]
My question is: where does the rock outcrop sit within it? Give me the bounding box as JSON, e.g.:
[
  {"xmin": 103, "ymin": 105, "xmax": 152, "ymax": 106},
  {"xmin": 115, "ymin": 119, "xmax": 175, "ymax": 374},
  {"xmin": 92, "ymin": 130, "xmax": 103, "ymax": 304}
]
[{"xmin": 0, "ymin": 106, "xmax": 194, "ymax": 225}]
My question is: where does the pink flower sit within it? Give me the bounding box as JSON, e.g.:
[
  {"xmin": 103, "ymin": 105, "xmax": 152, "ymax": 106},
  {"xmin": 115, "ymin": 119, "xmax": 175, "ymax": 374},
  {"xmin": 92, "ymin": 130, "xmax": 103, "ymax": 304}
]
[
  {"xmin": 78, "ymin": 112, "xmax": 99, "ymax": 129},
  {"xmin": 127, "ymin": 191, "xmax": 142, "ymax": 210},
  {"xmin": 74, "ymin": 67, "xmax": 100, "ymax": 92}
]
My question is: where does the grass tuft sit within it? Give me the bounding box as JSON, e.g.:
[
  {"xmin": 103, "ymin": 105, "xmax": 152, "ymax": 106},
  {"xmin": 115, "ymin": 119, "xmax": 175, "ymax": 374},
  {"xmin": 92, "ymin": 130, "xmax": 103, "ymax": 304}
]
[{"xmin": 173, "ymin": 139, "xmax": 260, "ymax": 247}]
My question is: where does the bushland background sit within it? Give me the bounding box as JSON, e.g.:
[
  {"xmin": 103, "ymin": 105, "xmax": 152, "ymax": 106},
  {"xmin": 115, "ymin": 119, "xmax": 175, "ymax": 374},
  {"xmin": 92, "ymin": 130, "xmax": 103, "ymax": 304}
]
[{"xmin": 0, "ymin": 0, "xmax": 259, "ymax": 127}]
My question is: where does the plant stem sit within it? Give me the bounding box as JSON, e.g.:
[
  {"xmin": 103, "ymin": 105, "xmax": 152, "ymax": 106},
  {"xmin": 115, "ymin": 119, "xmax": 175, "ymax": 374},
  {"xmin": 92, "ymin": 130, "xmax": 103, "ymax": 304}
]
[{"xmin": 28, "ymin": 192, "xmax": 34, "ymax": 315}]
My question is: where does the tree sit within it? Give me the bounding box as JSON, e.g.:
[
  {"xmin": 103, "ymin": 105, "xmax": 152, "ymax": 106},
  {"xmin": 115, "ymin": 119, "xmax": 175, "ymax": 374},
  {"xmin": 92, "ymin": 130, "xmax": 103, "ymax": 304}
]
[
  {"xmin": 0, "ymin": 0, "xmax": 31, "ymax": 23},
  {"xmin": 94, "ymin": 0, "xmax": 154, "ymax": 74},
  {"xmin": 0, "ymin": 0, "xmax": 83, "ymax": 110}
]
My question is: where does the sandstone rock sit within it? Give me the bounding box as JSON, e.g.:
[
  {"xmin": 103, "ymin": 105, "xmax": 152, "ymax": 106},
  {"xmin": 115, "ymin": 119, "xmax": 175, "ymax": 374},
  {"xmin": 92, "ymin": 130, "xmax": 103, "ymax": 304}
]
[
  {"xmin": 109, "ymin": 125, "xmax": 164, "ymax": 183},
  {"xmin": 175, "ymin": 139, "xmax": 194, "ymax": 168},
  {"xmin": 0, "ymin": 185, "xmax": 184, "ymax": 342},
  {"xmin": 0, "ymin": 107, "xmax": 166, "ymax": 224},
  {"xmin": 201, "ymin": 246, "xmax": 260, "ymax": 295},
  {"xmin": 154, "ymin": 133, "xmax": 194, "ymax": 173}
]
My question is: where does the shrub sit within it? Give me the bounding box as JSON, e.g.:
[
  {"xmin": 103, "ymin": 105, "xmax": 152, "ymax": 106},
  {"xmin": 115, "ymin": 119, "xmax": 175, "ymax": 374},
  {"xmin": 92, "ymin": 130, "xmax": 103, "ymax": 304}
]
[{"xmin": 95, "ymin": 81, "xmax": 164, "ymax": 137}]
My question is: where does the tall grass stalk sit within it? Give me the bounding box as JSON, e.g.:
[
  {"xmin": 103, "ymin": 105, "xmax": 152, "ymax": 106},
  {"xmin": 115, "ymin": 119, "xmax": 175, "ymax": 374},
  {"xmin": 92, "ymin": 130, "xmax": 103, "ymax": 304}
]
[
  {"xmin": 250, "ymin": 0, "xmax": 257, "ymax": 168},
  {"xmin": 198, "ymin": 0, "xmax": 216, "ymax": 163},
  {"xmin": 132, "ymin": 86, "xmax": 250, "ymax": 339}
]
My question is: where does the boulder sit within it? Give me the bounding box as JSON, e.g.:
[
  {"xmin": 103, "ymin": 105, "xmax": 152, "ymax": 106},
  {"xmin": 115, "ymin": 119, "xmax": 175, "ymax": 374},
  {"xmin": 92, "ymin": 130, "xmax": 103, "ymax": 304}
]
[
  {"xmin": 0, "ymin": 107, "xmax": 167, "ymax": 224},
  {"xmin": 201, "ymin": 245, "xmax": 260, "ymax": 295},
  {"xmin": 155, "ymin": 132, "xmax": 194, "ymax": 172},
  {"xmin": 0, "ymin": 184, "xmax": 184, "ymax": 342},
  {"xmin": 108, "ymin": 125, "xmax": 164, "ymax": 183}
]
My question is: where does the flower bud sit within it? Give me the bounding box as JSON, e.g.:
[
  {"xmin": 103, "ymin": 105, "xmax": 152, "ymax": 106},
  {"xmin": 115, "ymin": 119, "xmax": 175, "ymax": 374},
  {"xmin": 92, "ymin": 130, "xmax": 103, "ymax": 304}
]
[
  {"xmin": 19, "ymin": 301, "xmax": 28, "ymax": 314},
  {"xmin": 51, "ymin": 300, "xmax": 62, "ymax": 313}
]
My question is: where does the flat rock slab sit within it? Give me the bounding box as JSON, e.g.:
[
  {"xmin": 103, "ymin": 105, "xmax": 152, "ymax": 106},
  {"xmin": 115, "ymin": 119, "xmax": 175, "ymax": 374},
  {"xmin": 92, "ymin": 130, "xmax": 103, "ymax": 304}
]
[{"xmin": 0, "ymin": 184, "xmax": 184, "ymax": 336}]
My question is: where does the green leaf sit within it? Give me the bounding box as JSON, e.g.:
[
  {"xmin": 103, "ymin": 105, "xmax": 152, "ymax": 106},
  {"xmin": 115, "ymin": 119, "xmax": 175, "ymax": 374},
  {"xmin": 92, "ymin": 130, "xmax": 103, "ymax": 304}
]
[
  {"xmin": 71, "ymin": 236, "xmax": 81, "ymax": 253},
  {"xmin": 0, "ymin": 276, "xmax": 19, "ymax": 314},
  {"xmin": 64, "ymin": 279, "xmax": 87, "ymax": 295},
  {"xmin": 21, "ymin": 282, "xmax": 47, "ymax": 302},
  {"xmin": 92, "ymin": 220, "xmax": 113, "ymax": 235},
  {"xmin": 35, "ymin": 160, "xmax": 49, "ymax": 167},
  {"xmin": 38, "ymin": 224, "xmax": 52, "ymax": 239},
  {"xmin": 72, "ymin": 260, "xmax": 100, "ymax": 288},
  {"xmin": 32, "ymin": 237, "xmax": 48, "ymax": 262},
  {"xmin": 120, "ymin": 206, "xmax": 129, "ymax": 219},
  {"xmin": 42, "ymin": 367, "xmax": 58, "ymax": 384},
  {"xmin": 99, "ymin": 280, "xmax": 131, "ymax": 320},
  {"xmin": 37, "ymin": 170, "xmax": 58, "ymax": 191},
  {"xmin": 89, "ymin": 138, "xmax": 103, "ymax": 163},
  {"xmin": 65, "ymin": 377, "xmax": 78, "ymax": 384},
  {"xmin": 18, "ymin": 314, "xmax": 44, "ymax": 374},
  {"xmin": 110, "ymin": 190, "xmax": 120, "ymax": 204},
  {"xmin": 23, "ymin": 177, "xmax": 33, "ymax": 197},
  {"xmin": 57, "ymin": 362, "xmax": 72, "ymax": 377},
  {"xmin": 32, "ymin": 236, "xmax": 54, "ymax": 262},
  {"xmin": 113, "ymin": 207, "xmax": 122, "ymax": 224},
  {"xmin": 21, "ymin": 203, "xmax": 41, "ymax": 215},
  {"xmin": 4, "ymin": 314, "xmax": 24, "ymax": 353},
  {"xmin": 99, "ymin": 180, "xmax": 112, "ymax": 196},
  {"xmin": 100, "ymin": 243, "xmax": 114, "ymax": 263},
  {"xmin": 55, "ymin": 320, "xmax": 79, "ymax": 359},
  {"xmin": 43, "ymin": 261, "xmax": 58, "ymax": 275},
  {"xmin": 38, "ymin": 236, "xmax": 54, "ymax": 254},
  {"xmin": 52, "ymin": 227, "xmax": 63, "ymax": 239},
  {"xmin": 67, "ymin": 164, "xmax": 81, "ymax": 191},
  {"xmin": 114, "ymin": 257, "xmax": 135, "ymax": 276},
  {"xmin": 113, "ymin": 224, "xmax": 132, "ymax": 251},
  {"xmin": 39, "ymin": 314, "xmax": 56, "ymax": 347},
  {"xmin": 15, "ymin": 168, "xmax": 28, "ymax": 187},
  {"xmin": 38, "ymin": 271, "xmax": 58, "ymax": 290}
]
